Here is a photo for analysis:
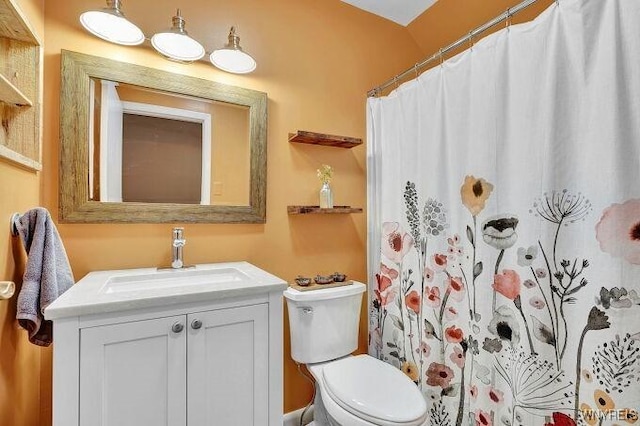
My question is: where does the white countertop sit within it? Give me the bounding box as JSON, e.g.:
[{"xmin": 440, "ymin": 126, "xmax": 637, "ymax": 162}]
[{"xmin": 45, "ymin": 262, "xmax": 287, "ymax": 320}]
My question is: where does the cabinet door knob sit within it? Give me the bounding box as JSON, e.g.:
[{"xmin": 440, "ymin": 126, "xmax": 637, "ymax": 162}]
[
  {"xmin": 191, "ymin": 319, "xmax": 203, "ymax": 330},
  {"xmin": 172, "ymin": 322, "xmax": 184, "ymax": 333}
]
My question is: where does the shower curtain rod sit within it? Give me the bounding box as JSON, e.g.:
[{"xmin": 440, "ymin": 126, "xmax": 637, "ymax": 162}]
[{"xmin": 367, "ymin": 0, "xmax": 543, "ymax": 97}]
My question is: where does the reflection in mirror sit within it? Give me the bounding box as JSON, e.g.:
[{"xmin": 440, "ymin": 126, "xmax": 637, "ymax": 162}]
[
  {"xmin": 59, "ymin": 50, "xmax": 267, "ymax": 223},
  {"xmin": 89, "ymin": 80, "xmax": 250, "ymax": 206}
]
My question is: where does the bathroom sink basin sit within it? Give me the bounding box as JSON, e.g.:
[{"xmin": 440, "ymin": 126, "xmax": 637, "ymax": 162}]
[
  {"xmin": 44, "ymin": 262, "xmax": 288, "ymax": 320},
  {"xmin": 100, "ymin": 267, "xmax": 250, "ymax": 294}
]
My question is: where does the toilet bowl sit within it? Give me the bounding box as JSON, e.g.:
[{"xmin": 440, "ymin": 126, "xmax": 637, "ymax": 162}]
[{"xmin": 284, "ymin": 283, "xmax": 427, "ymax": 426}]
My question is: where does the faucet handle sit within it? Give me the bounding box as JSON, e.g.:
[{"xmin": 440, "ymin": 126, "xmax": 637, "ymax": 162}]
[{"xmin": 173, "ymin": 238, "xmax": 186, "ymax": 248}]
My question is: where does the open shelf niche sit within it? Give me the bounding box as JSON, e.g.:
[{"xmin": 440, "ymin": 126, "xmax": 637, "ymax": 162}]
[
  {"xmin": 0, "ymin": 0, "xmax": 42, "ymax": 171},
  {"xmin": 288, "ymin": 130, "xmax": 363, "ymax": 215}
]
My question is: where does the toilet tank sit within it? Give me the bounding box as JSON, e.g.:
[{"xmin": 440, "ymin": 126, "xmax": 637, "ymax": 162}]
[{"xmin": 284, "ymin": 282, "xmax": 366, "ymax": 364}]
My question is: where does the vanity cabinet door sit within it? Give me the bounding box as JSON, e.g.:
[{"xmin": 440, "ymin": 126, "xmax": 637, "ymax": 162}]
[
  {"xmin": 187, "ymin": 304, "xmax": 269, "ymax": 426},
  {"xmin": 79, "ymin": 315, "xmax": 188, "ymax": 426}
]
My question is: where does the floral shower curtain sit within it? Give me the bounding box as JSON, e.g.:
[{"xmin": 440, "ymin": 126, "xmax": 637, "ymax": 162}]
[{"xmin": 366, "ymin": 0, "xmax": 640, "ymax": 425}]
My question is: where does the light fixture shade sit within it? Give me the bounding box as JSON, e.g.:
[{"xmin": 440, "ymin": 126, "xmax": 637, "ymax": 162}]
[
  {"xmin": 151, "ymin": 10, "xmax": 205, "ymax": 62},
  {"xmin": 210, "ymin": 27, "xmax": 257, "ymax": 74},
  {"xmin": 80, "ymin": 0, "xmax": 144, "ymax": 46}
]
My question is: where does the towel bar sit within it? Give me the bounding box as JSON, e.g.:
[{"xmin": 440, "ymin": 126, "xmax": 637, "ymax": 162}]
[
  {"xmin": 0, "ymin": 281, "xmax": 15, "ymax": 299},
  {"xmin": 9, "ymin": 212, "xmax": 19, "ymax": 236}
]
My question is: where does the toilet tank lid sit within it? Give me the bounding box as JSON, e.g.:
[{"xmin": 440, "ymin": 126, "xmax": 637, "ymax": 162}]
[{"xmin": 283, "ymin": 281, "xmax": 366, "ymax": 302}]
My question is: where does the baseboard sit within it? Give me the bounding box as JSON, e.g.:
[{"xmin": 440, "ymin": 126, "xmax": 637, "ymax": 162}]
[{"xmin": 283, "ymin": 405, "xmax": 314, "ymax": 426}]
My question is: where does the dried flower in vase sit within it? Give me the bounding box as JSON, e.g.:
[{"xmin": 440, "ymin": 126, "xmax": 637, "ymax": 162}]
[{"xmin": 317, "ymin": 164, "xmax": 333, "ymax": 184}]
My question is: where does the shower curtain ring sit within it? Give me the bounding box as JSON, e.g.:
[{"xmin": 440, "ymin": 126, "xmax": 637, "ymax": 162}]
[
  {"xmin": 393, "ymin": 76, "xmax": 399, "ymax": 88},
  {"xmin": 468, "ymin": 31, "xmax": 474, "ymax": 49},
  {"xmin": 439, "ymin": 48, "xmax": 444, "ymax": 65},
  {"xmin": 505, "ymin": 7, "xmax": 512, "ymax": 28},
  {"xmin": 414, "ymin": 63, "xmax": 420, "ymax": 77}
]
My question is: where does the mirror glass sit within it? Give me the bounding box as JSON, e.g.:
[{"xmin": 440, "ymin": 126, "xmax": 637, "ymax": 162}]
[
  {"xmin": 89, "ymin": 80, "xmax": 250, "ymax": 206},
  {"xmin": 59, "ymin": 50, "xmax": 267, "ymax": 223}
]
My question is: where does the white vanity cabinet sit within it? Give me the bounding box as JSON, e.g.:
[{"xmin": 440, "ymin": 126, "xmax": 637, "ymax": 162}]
[{"xmin": 45, "ymin": 262, "xmax": 286, "ymax": 426}]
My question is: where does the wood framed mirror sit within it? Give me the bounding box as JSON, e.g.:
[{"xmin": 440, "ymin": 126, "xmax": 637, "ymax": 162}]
[{"xmin": 59, "ymin": 50, "xmax": 267, "ymax": 223}]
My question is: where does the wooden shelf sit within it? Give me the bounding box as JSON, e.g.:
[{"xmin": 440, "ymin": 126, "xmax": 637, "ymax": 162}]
[
  {"xmin": 0, "ymin": 72, "xmax": 31, "ymax": 105},
  {"xmin": 288, "ymin": 131, "xmax": 362, "ymax": 148},
  {"xmin": 288, "ymin": 205, "xmax": 363, "ymax": 215},
  {"xmin": 0, "ymin": 0, "xmax": 38, "ymax": 44},
  {"xmin": 0, "ymin": 0, "xmax": 41, "ymax": 170}
]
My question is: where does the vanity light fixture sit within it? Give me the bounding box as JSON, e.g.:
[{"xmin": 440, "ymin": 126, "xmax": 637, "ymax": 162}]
[
  {"xmin": 210, "ymin": 27, "xmax": 257, "ymax": 74},
  {"xmin": 79, "ymin": 3, "xmax": 257, "ymax": 74},
  {"xmin": 79, "ymin": 0, "xmax": 145, "ymax": 46},
  {"xmin": 151, "ymin": 10, "xmax": 205, "ymax": 63}
]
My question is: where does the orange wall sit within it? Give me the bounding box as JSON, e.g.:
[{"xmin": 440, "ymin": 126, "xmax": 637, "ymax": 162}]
[
  {"xmin": 42, "ymin": 0, "xmax": 422, "ymax": 418},
  {"xmin": 0, "ymin": 2, "xmax": 45, "ymax": 426},
  {"xmin": 0, "ymin": 0, "xmax": 560, "ymax": 424}
]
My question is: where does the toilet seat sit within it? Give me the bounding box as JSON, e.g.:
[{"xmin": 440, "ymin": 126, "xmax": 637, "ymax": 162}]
[{"xmin": 310, "ymin": 355, "xmax": 427, "ymax": 426}]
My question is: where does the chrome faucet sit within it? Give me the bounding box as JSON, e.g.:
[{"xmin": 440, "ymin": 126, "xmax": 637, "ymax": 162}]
[{"xmin": 171, "ymin": 227, "xmax": 186, "ymax": 269}]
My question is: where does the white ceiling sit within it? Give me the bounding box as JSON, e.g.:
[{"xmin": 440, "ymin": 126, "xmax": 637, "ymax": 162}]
[{"xmin": 341, "ymin": 0, "xmax": 438, "ymax": 26}]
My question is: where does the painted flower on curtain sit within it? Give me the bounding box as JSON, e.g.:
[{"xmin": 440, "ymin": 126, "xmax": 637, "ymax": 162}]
[
  {"xmin": 528, "ymin": 189, "xmax": 594, "ymax": 368},
  {"xmin": 596, "ymin": 198, "xmax": 640, "ymax": 264},
  {"xmin": 488, "ymin": 305, "xmax": 520, "ymax": 346},
  {"xmin": 482, "ymin": 215, "xmax": 519, "ymax": 250},
  {"xmin": 372, "ymin": 176, "xmax": 640, "ymax": 426},
  {"xmin": 461, "ymin": 175, "xmax": 494, "ymax": 216},
  {"xmin": 544, "ymin": 412, "xmax": 576, "ymax": 426},
  {"xmin": 370, "ymin": 263, "xmax": 400, "ymax": 356},
  {"xmin": 493, "ymin": 269, "xmax": 521, "ymax": 301},
  {"xmin": 460, "ymin": 175, "xmax": 494, "ymax": 323},
  {"xmin": 381, "ymin": 222, "xmax": 414, "ymax": 264}
]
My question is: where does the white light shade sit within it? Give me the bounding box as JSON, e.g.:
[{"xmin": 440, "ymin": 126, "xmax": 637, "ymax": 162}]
[
  {"xmin": 210, "ymin": 49, "xmax": 257, "ymax": 74},
  {"xmin": 80, "ymin": 10, "xmax": 144, "ymax": 46},
  {"xmin": 151, "ymin": 32, "xmax": 205, "ymax": 62}
]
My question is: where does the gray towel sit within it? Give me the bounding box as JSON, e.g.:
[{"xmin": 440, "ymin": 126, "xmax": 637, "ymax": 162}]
[{"xmin": 15, "ymin": 208, "xmax": 74, "ymax": 346}]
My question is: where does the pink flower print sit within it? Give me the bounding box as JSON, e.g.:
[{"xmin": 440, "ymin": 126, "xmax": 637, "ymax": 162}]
[
  {"xmin": 469, "ymin": 385, "xmax": 478, "ymax": 400},
  {"xmin": 375, "ymin": 273, "xmax": 392, "ymax": 293},
  {"xmin": 445, "ymin": 325, "xmax": 464, "ymax": 343},
  {"xmin": 405, "ymin": 290, "xmax": 420, "ymax": 314},
  {"xmin": 374, "ymin": 274, "xmax": 391, "ymax": 306},
  {"xmin": 447, "ymin": 276, "xmax": 465, "ymax": 301},
  {"xmin": 381, "ymin": 222, "xmax": 414, "ymax": 264},
  {"xmin": 445, "ymin": 306, "xmax": 458, "ymax": 320},
  {"xmin": 450, "ymin": 346, "xmax": 465, "ymax": 368},
  {"xmin": 523, "ymin": 279, "xmax": 536, "ymax": 289},
  {"xmin": 475, "ymin": 410, "xmax": 493, "ymax": 426},
  {"xmin": 375, "ymin": 272, "xmax": 398, "ymax": 307},
  {"xmin": 535, "ymin": 268, "xmax": 547, "ymax": 278},
  {"xmin": 416, "ymin": 341, "xmax": 431, "ymax": 357},
  {"xmin": 426, "ymin": 362, "xmax": 454, "ymax": 388},
  {"xmin": 380, "ymin": 263, "xmax": 399, "ymax": 280},
  {"xmin": 493, "ymin": 269, "xmax": 521, "ymax": 301},
  {"xmin": 424, "ymin": 267, "xmax": 435, "ymax": 283},
  {"xmin": 596, "ymin": 198, "xmax": 640, "ymax": 264},
  {"xmin": 378, "ymin": 286, "xmax": 398, "ymax": 307},
  {"xmin": 432, "ymin": 253, "xmax": 448, "ymax": 272},
  {"xmin": 529, "ymin": 296, "xmax": 546, "ymax": 310},
  {"xmin": 425, "ymin": 286, "xmax": 441, "ymax": 308},
  {"xmin": 487, "ymin": 387, "xmax": 504, "ymax": 405}
]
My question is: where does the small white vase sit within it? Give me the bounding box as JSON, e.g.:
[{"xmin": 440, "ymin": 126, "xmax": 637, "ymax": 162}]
[{"xmin": 319, "ymin": 182, "xmax": 334, "ymax": 208}]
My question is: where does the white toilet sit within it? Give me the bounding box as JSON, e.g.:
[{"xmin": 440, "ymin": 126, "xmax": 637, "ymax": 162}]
[{"xmin": 284, "ymin": 282, "xmax": 427, "ymax": 426}]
